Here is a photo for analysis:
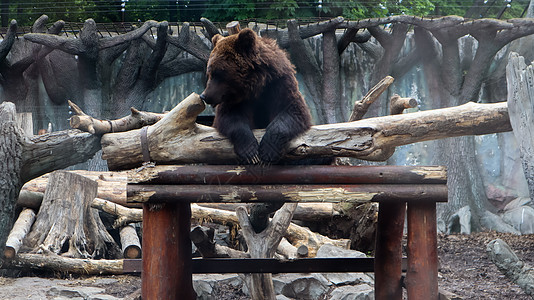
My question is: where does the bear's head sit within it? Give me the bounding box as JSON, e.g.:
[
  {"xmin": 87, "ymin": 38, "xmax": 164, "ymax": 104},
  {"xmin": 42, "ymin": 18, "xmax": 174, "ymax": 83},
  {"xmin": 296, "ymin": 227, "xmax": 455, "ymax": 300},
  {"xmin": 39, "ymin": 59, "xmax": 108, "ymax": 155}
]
[{"xmin": 200, "ymin": 28, "xmax": 266, "ymax": 107}]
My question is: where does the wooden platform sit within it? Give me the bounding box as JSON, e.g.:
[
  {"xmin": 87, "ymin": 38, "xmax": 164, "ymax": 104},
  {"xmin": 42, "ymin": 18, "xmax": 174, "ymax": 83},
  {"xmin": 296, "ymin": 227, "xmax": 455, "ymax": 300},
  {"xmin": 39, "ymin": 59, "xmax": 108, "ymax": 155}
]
[{"xmin": 127, "ymin": 165, "xmax": 447, "ymax": 300}]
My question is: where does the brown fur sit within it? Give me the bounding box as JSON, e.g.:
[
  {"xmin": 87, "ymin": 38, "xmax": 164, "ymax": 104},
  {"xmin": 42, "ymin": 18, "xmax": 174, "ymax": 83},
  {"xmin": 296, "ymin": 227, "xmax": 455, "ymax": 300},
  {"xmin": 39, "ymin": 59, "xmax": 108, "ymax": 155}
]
[{"xmin": 200, "ymin": 28, "xmax": 312, "ymax": 164}]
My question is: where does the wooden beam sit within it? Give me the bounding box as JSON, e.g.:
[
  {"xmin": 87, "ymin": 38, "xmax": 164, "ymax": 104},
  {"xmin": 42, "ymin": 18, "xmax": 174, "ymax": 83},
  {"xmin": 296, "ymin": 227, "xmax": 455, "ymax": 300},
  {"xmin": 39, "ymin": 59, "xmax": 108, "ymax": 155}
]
[
  {"xmin": 128, "ymin": 184, "xmax": 448, "ymax": 204},
  {"xmin": 128, "ymin": 165, "xmax": 447, "ymax": 185},
  {"xmin": 123, "ymin": 257, "xmax": 409, "ymax": 274}
]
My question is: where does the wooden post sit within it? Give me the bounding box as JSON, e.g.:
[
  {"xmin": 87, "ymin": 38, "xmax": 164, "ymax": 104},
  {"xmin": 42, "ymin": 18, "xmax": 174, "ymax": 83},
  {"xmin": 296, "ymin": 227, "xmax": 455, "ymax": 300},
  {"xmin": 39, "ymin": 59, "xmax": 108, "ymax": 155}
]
[
  {"xmin": 142, "ymin": 203, "xmax": 195, "ymax": 300},
  {"xmin": 406, "ymin": 201, "xmax": 438, "ymax": 300},
  {"xmin": 374, "ymin": 201, "xmax": 405, "ymax": 300}
]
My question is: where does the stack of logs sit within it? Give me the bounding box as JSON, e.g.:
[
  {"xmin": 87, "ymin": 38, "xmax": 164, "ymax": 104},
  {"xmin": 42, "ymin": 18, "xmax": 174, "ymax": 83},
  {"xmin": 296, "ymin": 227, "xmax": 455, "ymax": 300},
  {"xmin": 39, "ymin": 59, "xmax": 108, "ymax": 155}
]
[{"xmin": 4, "ymin": 169, "xmax": 351, "ymax": 274}]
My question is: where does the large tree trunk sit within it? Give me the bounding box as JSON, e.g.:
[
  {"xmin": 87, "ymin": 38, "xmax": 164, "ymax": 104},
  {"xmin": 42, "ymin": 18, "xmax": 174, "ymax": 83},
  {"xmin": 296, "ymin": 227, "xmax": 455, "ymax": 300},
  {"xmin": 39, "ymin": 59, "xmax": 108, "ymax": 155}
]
[
  {"xmin": 0, "ymin": 102, "xmax": 24, "ymax": 265},
  {"xmin": 24, "ymin": 171, "xmax": 120, "ymax": 259}
]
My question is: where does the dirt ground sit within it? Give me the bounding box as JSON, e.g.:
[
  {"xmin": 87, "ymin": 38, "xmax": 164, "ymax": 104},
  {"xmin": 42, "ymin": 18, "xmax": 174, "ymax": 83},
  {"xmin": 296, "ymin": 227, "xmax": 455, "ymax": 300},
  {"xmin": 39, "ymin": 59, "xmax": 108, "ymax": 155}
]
[
  {"xmin": 437, "ymin": 231, "xmax": 534, "ymax": 300},
  {"xmin": 1, "ymin": 231, "xmax": 533, "ymax": 299}
]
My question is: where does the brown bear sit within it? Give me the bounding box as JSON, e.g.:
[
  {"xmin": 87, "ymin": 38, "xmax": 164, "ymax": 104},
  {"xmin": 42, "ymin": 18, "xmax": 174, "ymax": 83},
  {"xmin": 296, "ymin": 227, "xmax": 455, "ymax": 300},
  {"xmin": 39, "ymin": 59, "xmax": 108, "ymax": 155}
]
[{"xmin": 200, "ymin": 28, "xmax": 312, "ymax": 164}]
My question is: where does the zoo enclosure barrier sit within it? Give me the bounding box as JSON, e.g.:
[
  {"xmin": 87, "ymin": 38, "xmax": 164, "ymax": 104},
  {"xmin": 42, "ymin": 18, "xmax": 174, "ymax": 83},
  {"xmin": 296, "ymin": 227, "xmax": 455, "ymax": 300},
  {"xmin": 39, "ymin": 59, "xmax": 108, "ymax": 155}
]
[{"xmin": 125, "ymin": 164, "xmax": 448, "ymax": 300}]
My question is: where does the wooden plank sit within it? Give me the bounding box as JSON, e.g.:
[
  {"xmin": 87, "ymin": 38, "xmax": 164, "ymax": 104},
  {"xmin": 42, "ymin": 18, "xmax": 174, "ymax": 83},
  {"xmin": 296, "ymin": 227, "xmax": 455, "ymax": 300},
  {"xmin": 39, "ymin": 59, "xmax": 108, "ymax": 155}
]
[
  {"xmin": 375, "ymin": 201, "xmax": 405, "ymax": 300},
  {"xmin": 128, "ymin": 184, "xmax": 448, "ymax": 204},
  {"xmin": 128, "ymin": 165, "xmax": 447, "ymax": 185},
  {"xmin": 406, "ymin": 201, "xmax": 439, "ymax": 300},
  {"xmin": 124, "ymin": 257, "xmax": 409, "ymax": 274}
]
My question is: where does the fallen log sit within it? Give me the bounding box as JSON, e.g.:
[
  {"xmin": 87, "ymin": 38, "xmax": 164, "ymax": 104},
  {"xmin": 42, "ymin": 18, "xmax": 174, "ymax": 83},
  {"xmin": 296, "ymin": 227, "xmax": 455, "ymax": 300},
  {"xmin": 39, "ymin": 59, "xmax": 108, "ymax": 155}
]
[
  {"xmin": 92, "ymin": 198, "xmax": 142, "ymax": 228},
  {"xmin": 119, "ymin": 224, "xmax": 141, "ymax": 259},
  {"xmin": 100, "ymin": 93, "xmax": 512, "ymax": 170},
  {"xmin": 197, "ymin": 203, "xmax": 341, "ymax": 221},
  {"xmin": 4, "ymin": 208, "xmax": 36, "ymax": 259},
  {"xmin": 5, "ymin": 252, "xmax": 125, "ymax": 275}
]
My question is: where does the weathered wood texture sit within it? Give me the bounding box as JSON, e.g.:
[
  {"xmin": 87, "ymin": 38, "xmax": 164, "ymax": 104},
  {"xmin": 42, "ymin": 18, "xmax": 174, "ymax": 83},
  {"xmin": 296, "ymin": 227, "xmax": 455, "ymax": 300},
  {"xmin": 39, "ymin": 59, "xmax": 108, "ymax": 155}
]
[
  {"xmin": 4, "ymin": 208, "xmax": 36, "ymax": 259},
  {"xmin": 190, "ymin": 204, "xmax": 349, "ymax": 257},
  {"xmin": 6, "ymin": 253, "xmax": 125, "ymax": 275},
  {"xmin": 506, "ymin": 52, "xmax": 534, "ymax": 200},
  {"xmin": 69, "ymin": 100, "xmax": 165, "ymax": 135},
  {"xmin": 119, "ymin": 224, "xmax": 141, "ymax": 259},
  {"xmin": 237, "ymin": 203, "xmax": 298, "ymax": 300},
  {"xmin": 374, "ymin": 202, "xmax": 405, "ymax": 300},
  {"xmin": 406, "ymin": 201, "xmax": 439, "ymax": 299},
  {"xmin": 0, "ymin": 102, "xmax": 24, "ymax": 260},
  {"xmin": 142, "ymin": 202, "xmax": 196, "ymax": 300},
  {"xmin": 128, "ymin": 184, "xmax": 448, "ymax": 204},
  {"xmin": 101, "ymin": 93, "xmax": 512, "ymax": 170},
  {"xmin": 24, "ymin": 171, "xmax": 121, "ymax": 259},
  {"xmin": 127, "ymin": 165, "xmax": 447, "ymax": 185}
]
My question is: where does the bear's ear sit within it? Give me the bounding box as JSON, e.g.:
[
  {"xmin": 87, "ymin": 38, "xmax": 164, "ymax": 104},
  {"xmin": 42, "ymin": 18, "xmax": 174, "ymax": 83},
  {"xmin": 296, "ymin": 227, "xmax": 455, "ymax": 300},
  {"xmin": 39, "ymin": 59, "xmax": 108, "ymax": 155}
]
[
  {"xmin": 212, "ymin": 34, "xmax": 223, "ymax": 47},
  {"xmin": 235, "ymin": 28, "xmax": 256, "ymax": 54}
]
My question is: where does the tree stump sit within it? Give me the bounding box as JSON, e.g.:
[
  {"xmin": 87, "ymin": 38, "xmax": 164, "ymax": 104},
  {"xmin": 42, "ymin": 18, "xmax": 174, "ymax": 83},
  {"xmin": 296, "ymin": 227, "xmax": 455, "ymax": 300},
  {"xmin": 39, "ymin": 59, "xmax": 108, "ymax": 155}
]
[{"xmin": 24, "ymin": 171, "xmax": 120, "ymax": 259}]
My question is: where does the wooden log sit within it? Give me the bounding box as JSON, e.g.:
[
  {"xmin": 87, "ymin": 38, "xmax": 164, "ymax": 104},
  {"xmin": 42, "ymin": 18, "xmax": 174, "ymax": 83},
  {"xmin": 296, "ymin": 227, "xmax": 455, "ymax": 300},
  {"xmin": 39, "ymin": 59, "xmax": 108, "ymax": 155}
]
[
  {"xmin": 128, "ymin": 165, "xmax": 447, "ymax": 185},
  {"xmin": 142, "ymin": 202, "xmax": 196, "ymax": 300},
  {"xmin": 119, "ymin": 224, "xmax": 141, "ymax": 259},
  {"xmin": 278, "ymin": 237, "xmax": 298, "ymax": 259},
  {"xmin": 101, "ymin": 93, "xmax": 512, "ymax": 170},
  {"xmin": 196, "ymin": 203, "xmax": 340, "ymax": 221},
  {"xmin": 127, "ymin": 184, "xmax": 449, "ymax": 204},
  {"xmin": 4, "ymin": 208, "xmax": 36, "ymax": 259},
  {"xmin": 226, "ymin": 21, "xmax": 241, "ymax": 35},
  {"xmin": 69, "ymin": 100, "xmax": 164, "ymax": 135},
  {"xmin": 374, "ymin": 201, "xmax": 405, "ymax": 300},
  {"xmin": 15, "ymin": 190, "xmax": 43, "ymax": 210},
  {"xmin": 405, "ymin": 201, "xmax": 438, "ymax": 300},
  {"xmin": 5, "ymin": 253, "xmax": 125, "ymax": 275},
  {"xmin": 349, "ymin": 76, "xmax": 395, "ymax": 121},
  {"xmin": 92, "ymin": 197, "xmax": 142, "ymax": 228},
  {"xmin": 390, "ymin": 94, "xmax": 418, "ymax": 115}
]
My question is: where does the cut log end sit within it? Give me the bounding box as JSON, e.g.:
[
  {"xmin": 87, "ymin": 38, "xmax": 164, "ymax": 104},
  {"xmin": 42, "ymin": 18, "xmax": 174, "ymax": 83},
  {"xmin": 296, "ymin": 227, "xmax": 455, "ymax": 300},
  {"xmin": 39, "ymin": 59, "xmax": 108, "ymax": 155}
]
[
  {"xmin": 123, "ymin": 245, "xmax": 141, "ymax": 259},
  {"xmin": 4, "ymin": 247, "xmax": 16, "ymax": 259}
]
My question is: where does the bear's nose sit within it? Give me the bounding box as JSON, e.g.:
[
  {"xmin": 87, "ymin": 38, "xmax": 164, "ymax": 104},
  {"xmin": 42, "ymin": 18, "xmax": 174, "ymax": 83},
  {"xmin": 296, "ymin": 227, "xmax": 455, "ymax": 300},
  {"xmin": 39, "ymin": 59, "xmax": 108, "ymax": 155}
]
[{"xmin": 199, "ymin": 93, "xmax": 207, "ymax": 102}]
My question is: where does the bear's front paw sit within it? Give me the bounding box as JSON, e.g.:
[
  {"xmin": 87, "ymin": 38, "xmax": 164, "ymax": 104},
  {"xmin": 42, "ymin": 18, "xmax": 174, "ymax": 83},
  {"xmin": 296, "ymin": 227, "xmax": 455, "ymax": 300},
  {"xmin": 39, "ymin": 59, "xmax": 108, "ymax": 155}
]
[
  {"xmin": 235, "ymin": 143, "xmax": 261, "ymax": 165},
  {"xmin": 259, "ymin": 143, "xmax": 282, "ymax": 165}
]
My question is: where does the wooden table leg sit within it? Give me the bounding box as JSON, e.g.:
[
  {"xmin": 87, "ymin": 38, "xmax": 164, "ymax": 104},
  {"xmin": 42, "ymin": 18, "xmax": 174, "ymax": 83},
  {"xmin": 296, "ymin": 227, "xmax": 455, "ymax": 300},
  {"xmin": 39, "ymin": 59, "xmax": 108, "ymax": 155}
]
[
  {"xmin": 406, "ymin": 201, "xmax": 438, "ymax": 300},
  {"xmin": 142, "ymin": 202, "xmax": 196, "ymax": 300},
  {"xmin": 375, "ymin": 201, "xmax": 406, "ymax": 300}
]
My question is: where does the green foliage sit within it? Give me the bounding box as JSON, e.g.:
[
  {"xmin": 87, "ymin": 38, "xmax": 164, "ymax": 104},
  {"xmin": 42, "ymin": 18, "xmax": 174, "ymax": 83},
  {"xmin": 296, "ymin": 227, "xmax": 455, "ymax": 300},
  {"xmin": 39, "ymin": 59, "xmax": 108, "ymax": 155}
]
[{"xmin": 1, "ymin": 0, "xmax": 532, "ymax": 26}]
